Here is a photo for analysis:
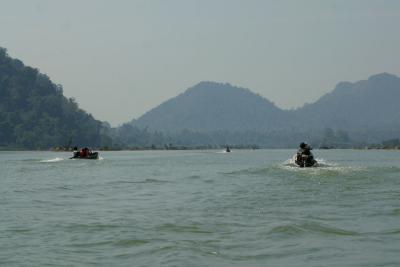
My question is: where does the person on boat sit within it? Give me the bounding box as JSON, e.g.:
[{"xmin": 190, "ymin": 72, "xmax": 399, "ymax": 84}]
[
  {"xmin": 226, "ymin": 146, "xmax": 231, "ymax": 152},
  {"xmin": 80, "ymin": 147, "xmax": 89, "ymax": 158},
  {"xmin": 73, "ymin": 146, "xmax": 79, "ymax": 158},
  {"xmin": 71, "ymin": 147, "xmax": 98, "ymax": 159},
  {"xmin": 296, "ymin": 142, "xmax": 316, "ymax": 167},
  {"xmin": 298, "ymin": 142, "xmax": 311, "ymax": 155},
  {"xmin": 84, "ymin": 147, "xmax": 90, "ymax": 157}
]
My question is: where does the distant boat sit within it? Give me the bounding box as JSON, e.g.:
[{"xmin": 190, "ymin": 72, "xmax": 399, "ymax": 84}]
[
  {"xmin": 294, "ymin": 143, "xmax": 317, "ymax": 167},
  {"xmin": 294, "ymin": 153, "xmax": 317, "ymax": 167},
  {"xmin": 226, "ymin": 147, "xmax": 231, "ymax": 153},
  {"xmin": 71, "ymin": 147, "xmax": 99, "ymax": 160}
]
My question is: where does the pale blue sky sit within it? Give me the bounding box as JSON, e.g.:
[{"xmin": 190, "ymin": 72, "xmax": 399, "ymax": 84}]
[{"xmin": 1, "ymin": 0, "xmax": 400, "ymax": 125}]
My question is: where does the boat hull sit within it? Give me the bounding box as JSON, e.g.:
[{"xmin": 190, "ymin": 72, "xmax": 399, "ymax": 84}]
[
  {"xmin": 294, "ymin": 154, "xmax": 317, "ymax": 168},
  {"xmin": 71, "ymin": 152, "xmax": 99, "ymax": 160}
]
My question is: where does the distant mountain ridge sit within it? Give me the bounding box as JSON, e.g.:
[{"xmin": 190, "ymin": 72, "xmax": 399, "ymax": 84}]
[
  {"xmin": 131, "ymin": 73, "xmax": 400, "ymax": 142},
  {"xmin": 134, "ymin": 81, "xmax": 292, "ymax": 132},
  {"xmin": 295, "ymin": 73, "xmax": 400, "ymax": 130},
  {"xmin": 2, "ymin": 44, "xmax": 400, "ymax": 149}
]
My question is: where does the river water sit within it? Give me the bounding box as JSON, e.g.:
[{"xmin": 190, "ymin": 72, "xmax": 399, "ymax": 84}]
[{"xmin": 1, "ymin": 149, "xmax": 399, "ymax": 266}]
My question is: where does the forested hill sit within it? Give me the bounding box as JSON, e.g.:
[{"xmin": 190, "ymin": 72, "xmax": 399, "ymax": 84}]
[
  {"xmin": 0, "ymin": 47, "xmax": 104, "ymax": 149},
  {"xmin": 133, "ymin": 73, "xmax": 400, "ymax": 136},
  {"xmin": 2, "ymin": 44, "xmax": 399, "ymax": 149},
  {"xmin": 134, "ymin": 81, "xmax": 292, "ymax": 132},
  {"xmin": 296, "ymin": 73, "xmax": 400, "ymax": 131},
  {"xmin": 123, "ymin": 73, "xmax": 400, "ymax": 147}
]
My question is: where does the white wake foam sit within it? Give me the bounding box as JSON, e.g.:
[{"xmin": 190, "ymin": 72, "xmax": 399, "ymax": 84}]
[
  {"xmin": 282, "ymin": 155, "xmax": 336, "ymax": 168},
  {"xmin": 40, "ymin": 157, "xmax": 64, "ymax": 163}
]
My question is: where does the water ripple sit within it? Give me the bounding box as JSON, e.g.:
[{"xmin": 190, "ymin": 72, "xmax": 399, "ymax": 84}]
[
  {"xmin": 156, "ymin": 223, "xmax": 214, "ymax": 234},
  {"xmin": 268, "ymin": 221, "xmax": 359, "ymax": 237}
]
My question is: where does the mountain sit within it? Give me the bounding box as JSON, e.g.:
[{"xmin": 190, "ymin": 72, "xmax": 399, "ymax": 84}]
[
  {"xmin": 134, "ymin": 81, "xmax": 292, "ymax": 132},
  {"xmin": 0, "ymin": 47, "xmax": 106, "ymax": 149},
  {"xmin": 128, "ymin": 73, "xmax": 400, "ymax": 146},
  {"xmin": 296, "ymin": 73, "xmax": 400, "ymax": 132},
  {"xmin": 2, "ymin": 43, "xmax": 399, "ymax": 149}
]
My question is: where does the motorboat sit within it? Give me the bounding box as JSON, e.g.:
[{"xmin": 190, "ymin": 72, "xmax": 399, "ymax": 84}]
[{"xmin": 71, "ymin": 148, "xmax": 99, "ymax": 160}]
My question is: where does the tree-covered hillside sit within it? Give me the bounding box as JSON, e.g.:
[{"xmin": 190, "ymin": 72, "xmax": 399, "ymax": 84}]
[
  {"xmin": 2, "ymin": 45, "xmax": 399, "ymax": 149},
  {"xmin": 126, "ymin": 73, "xmax": 400, "ymax": 147},
  {"xmin": 134, "ymin": 81, "xmax": 293, "ymax": 132},
  {"xmin": 0, "ymin": 47, "xmax": 104, "ymax": 149},
  {"xmin": 296, "ymin": 73, "xmax": 400, "ymax": 130}
]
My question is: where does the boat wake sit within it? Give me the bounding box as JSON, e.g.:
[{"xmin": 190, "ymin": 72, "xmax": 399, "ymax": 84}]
[
  {"xmin": 278, "ymin": 156, "xmax": 370, "ymax": 176},
  {"xmin": 39, "ymin": 157, "xmax": 64, "ymax": 163},
  {"xmin": 282, "ymin": 156, "xmax": 333, "ymax": 168}
]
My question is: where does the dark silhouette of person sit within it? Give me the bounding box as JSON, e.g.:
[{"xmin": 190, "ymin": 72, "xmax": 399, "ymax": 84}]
[{"xmin": 296, "ymin": 142, "xmax": 316, "ymax": 167}]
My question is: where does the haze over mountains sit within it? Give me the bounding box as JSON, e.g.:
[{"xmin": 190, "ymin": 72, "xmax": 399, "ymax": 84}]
[
  {"xmin": 132, "ymin": 73, "xmax": 400, "ymax": 137},
  {"xmin": 296, "ymin": 73, "xmax": 400, "ymax": 129},
  {"xmin": 1, "ymin": 46, "xmax": 400, "ymax": 149},
  {"xmin": 134, "ymin": 82, "xmax": 292, "ymax": 132}
]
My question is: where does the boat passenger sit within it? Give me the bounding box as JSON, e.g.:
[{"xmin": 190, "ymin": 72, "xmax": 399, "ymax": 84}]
[
  {"xmin": 298, "ymin": 142, "xmax": 311, "ymax": 155},
  {"xmin": 73, "ymin": 146, "xmax": 79, "ymax": 158},
  {"xmin": 296, "ymin": 142, "xmax": 317, "ymax": 167}
]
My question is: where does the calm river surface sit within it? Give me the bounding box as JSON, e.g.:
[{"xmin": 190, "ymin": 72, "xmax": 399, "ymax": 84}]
[{"xmin": 1, "ymin": 149, "xmax": 399, "ymax": 266}]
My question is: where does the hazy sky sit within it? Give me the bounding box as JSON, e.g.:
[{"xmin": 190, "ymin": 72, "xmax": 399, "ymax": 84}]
[{"xmin": 1, "ymin": 0, "xmax": 400, "ymax": 125}]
